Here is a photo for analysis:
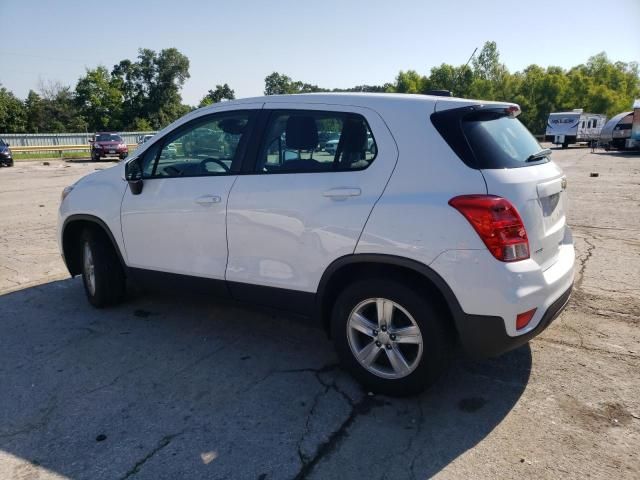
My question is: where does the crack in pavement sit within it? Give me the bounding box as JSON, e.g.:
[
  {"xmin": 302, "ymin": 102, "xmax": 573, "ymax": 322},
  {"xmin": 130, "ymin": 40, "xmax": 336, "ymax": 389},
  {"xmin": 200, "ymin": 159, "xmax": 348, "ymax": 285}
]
[
  {"xmin": 170, "ymin": 338, "xmax": 240, "ymax": 380},
  {"xmin": 570, "ymin": 223, "xmax": 640, "ymax": 234},
  {"xmin": 0, "ymin": 397, "xmax": 57, "ymax": 441},
  {"xmin": 537, "ymin": 337, "xmax": 640, "ymax": 363},
  {"xmin": 568, "ymin": 298, "xmax": 640, "ymax": 322},
  {"xmin": 575, "ymin": 234, "xmax": 596, "ymax": 291},
  {"xmin": 296, "ymin": 383, "xmax": 331, "ymax": 466},
  {"xmin": 284, "ymin": 364, "xmax": 387, "ymax": 480},
  {"xmin": 119, "ymin": 432, "xmax": 184, "ymax": 480},
  {"xmin": 407, "ymin": 400, "xmax": 425, "ymax": 480},
  {"xmin": 82, "ymin": 365, "xmax": 146, "ymax": 395}
]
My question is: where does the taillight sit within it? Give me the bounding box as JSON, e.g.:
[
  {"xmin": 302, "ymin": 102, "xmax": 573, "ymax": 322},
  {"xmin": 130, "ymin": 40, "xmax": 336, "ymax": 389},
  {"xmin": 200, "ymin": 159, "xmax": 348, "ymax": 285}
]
[{"xmin": 449, "ymin": 195, "xmax": 530, "ymax": 262}]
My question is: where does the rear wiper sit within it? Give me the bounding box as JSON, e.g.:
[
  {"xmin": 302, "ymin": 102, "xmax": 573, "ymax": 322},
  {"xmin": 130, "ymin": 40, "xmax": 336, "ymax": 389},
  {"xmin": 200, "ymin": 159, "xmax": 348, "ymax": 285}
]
[{"xmin": 525, "ymin": 148, "xmax": 552, "ymax": 162}]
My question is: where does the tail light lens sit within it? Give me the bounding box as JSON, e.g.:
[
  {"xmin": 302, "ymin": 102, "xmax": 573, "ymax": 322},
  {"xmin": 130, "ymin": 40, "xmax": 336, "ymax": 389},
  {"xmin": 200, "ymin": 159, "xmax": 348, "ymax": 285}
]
[
  {"xmin": 449, "ymin": 195, "xmax": 529, "ymax": 262},
  {"xmin": 516, "ymin": 308, "xmax": 537, "ymax": 330}
]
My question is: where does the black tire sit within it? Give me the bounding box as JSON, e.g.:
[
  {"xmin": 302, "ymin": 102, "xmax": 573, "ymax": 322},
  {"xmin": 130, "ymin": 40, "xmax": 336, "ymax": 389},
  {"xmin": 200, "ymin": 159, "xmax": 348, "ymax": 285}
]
[
  {"xmin": 80, "ymin": 228, "xmax": 126, "ymax": 308},
  {"xmin": 331, "ymin": 278, "xmax": 451, "ymax": 396},
  {"xmin": 561, "ymin": 142, "xmax": 568, "ymax": 149}
]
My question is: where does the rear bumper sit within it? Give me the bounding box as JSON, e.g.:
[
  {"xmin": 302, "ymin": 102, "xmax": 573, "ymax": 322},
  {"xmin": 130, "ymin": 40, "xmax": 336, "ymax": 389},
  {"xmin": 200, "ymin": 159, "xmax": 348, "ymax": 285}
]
[
  {"xmin": 430, "ymin": 227, "xmax": 575, "ymax": 358},
  {"xmin": 455, "ymin": 283, "xmax": 572, "ymax": 358}
]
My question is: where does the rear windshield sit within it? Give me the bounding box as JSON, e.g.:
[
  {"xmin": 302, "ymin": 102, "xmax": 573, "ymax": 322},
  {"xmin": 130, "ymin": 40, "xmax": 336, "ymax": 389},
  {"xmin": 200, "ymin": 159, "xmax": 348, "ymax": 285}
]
[
  {"xmin": 431, "ymin": 106, "xmax": 548, "ymax": 169},
  {"xmin": 462, "ymin": 114, "xmax": 548, "ymax": 168}
]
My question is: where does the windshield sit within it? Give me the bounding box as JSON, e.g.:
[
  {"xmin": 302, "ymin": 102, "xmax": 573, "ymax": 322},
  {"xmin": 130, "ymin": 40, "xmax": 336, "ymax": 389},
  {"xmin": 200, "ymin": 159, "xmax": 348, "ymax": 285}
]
[
  {"xmin": 0, "ymin": 139, "xmax": 6, "ymax": 146},
  {"xmin": 462, "ymin": 114, "xmax": 548, "ymax": 168},
  {"xmin": 96, "ymin": 134, "xmax": 122, "ymax": 142}
]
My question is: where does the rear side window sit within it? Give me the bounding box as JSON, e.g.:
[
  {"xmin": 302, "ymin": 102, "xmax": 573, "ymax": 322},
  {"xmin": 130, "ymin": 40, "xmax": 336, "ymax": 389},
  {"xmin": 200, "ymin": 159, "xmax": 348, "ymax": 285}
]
[
  {"xmin": 432, "ymin": 107, "xmax": 548, "ymax": 169},
  {"xmin": 255, "ymin": 110, "xmax": 377, "ymax": 174}
]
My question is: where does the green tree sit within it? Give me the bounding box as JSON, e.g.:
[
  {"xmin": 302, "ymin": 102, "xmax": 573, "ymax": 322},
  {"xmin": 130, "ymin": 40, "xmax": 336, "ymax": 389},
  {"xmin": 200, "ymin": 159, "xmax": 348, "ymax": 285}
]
[
  {"xmin": 334, "ymin": 84, "xmax": 390, "ymax": 93},
  {"xmin": 264, "ymin": 72, "xmax": 297, "ymax": 95},
  {"xmin": 199, "ymin": 83, "xmax": 235, "ymax": 107},
  {"xmin": 112, "ymin": 48, "xmax": 190, "ymax": 130},
  {"xmin": 75, "ymin": 66, "xmax": 123, "ymax": 131},
  {"xmin": 0, "ymin": 85, "xmax": 27, "ymax": 133},
  {"xmin": 264, "ymin": 72, "xmax": 327, "ymax": 95},
  {"xmin": 394, "ymin": 70, "xmax": 425, "ymax": 93},
  {"xmin": 36, "ymin": 81, "xmax": 86, "ymax": 132},
  {"xmin": 24, "ymin": 90, "xmax": 46, "ymax": 133}
]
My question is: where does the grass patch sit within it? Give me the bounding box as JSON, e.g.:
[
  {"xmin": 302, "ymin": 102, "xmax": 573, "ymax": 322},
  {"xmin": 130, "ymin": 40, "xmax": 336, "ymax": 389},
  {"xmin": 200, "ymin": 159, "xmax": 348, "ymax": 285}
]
[{"xmin": 13, "ymin": 151, "xmax": 90, "ymax": 161}]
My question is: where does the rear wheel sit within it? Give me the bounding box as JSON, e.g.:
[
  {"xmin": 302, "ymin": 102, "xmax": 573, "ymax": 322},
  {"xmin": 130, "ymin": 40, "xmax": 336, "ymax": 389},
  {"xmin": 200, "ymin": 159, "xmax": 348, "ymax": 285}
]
[
  {"xmin": 331, "ymin": 278, "xmax": 450, "ymax": 396},
  {"xmin": 80, "ymin": 228, "xmax": 126, "ymax": 308}
]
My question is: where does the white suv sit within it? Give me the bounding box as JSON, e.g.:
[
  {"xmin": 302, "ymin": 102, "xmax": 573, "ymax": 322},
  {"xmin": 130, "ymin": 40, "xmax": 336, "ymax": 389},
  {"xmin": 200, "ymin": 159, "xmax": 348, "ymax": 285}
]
[{"xmin": 58, "ymin": 93, "xmax": 575, "ymax": 395}]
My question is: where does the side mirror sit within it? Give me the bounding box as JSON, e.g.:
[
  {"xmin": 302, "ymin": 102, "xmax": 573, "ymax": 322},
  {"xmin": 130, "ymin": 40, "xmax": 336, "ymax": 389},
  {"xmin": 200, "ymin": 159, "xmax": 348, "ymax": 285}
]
[{"xmin": 125, "ymin": 158, "xmax": 144, "ymax": 195}]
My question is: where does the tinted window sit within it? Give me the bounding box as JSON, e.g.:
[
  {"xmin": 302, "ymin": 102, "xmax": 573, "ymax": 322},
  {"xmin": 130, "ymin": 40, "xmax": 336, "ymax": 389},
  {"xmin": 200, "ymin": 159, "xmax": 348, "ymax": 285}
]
[
  {"xmin": 142, "ymin": 112, "xmax": 252, "ymax": 178},
  {"xmin": 462, "ymin": 114, "xmax": 548, "ymax": 168},
  {"xmin": 255, "ymin": 111, "xmax": 376, "ymax": 173}
]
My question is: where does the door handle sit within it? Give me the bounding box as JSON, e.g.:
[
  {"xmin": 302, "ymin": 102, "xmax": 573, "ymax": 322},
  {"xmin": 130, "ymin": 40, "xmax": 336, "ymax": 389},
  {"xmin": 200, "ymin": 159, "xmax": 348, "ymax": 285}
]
[
  {"xmin": 322, "ymin": 187, "xmax": 361, "ymax": 200},
  {"xmin": 195, "ymin": 195, "xmax": 222, "ymax": 206}
]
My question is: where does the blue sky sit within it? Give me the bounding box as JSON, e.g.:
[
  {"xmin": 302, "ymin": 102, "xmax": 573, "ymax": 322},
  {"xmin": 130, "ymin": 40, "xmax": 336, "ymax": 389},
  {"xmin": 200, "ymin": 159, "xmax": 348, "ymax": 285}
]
[{"xmin": 1, "ymin": 0, "xmax": 639, "ymax": 105}]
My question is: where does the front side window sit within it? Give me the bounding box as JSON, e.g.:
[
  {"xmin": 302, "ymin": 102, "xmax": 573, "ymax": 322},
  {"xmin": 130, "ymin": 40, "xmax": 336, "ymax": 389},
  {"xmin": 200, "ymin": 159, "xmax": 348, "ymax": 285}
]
[
  {"xmin": 256, "ymin": 111, "xmax": 377, "ymax": 173},
  {"xmin": 142, "ymin": 112, "xmax": 252, "ymax": 178}
]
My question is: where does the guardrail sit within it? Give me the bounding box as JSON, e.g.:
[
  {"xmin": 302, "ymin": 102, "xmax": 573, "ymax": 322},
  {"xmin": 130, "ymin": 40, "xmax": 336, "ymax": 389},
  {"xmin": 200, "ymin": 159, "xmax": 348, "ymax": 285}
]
[
  {"xmin": 11, "ymin": 144, "xmax": 139, "ymax": 158},
  {"xmin": 0, "ymin": 132, "xmax": 156, "ymax": 147}
]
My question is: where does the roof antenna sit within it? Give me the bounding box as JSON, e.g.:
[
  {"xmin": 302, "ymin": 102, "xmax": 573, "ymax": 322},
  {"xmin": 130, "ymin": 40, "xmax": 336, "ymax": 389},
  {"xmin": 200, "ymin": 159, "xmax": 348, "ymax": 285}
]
[{"xmin": 453, "ymin": 47, "xmax": 477, "ymax": 96}]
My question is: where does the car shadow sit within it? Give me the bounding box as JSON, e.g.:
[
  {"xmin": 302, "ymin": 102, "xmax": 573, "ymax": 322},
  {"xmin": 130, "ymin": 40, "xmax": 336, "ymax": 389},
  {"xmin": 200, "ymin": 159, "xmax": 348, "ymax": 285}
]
[{"xmin": 0, "ymin": 278, "xmax": 531, "ymax": 479}]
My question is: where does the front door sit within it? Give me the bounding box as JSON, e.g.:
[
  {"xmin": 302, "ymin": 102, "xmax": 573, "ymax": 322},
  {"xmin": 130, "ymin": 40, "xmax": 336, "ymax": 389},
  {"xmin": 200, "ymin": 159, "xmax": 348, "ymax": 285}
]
[{"xmin": 120, "ymin": 109, "xmax": 257, "ymax": 279}]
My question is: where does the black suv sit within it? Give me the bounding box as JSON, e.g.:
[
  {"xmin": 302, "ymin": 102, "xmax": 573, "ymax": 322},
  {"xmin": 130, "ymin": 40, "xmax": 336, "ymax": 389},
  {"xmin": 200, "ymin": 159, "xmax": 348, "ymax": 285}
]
[{"xmin": 0, "ymin": 138, "xmax": 14, "ymax": 167}]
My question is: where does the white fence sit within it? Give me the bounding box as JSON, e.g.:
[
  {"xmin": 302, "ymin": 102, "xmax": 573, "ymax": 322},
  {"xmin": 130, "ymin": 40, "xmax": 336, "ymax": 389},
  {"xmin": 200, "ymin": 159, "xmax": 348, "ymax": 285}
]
[{"xmin": 0, "ymin": 132, "xmax": 157, "ymax": 147}]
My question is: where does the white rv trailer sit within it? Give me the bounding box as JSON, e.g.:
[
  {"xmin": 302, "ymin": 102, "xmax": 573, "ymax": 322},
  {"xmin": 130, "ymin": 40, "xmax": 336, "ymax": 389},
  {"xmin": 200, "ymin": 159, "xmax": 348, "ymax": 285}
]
[
  {"xmin": 545, "ymin": 109, "xmax": 607, "ymax": 148},
  {"xmin": 599, "ymin": 111, "xmax": 633, "ymax": 150}
]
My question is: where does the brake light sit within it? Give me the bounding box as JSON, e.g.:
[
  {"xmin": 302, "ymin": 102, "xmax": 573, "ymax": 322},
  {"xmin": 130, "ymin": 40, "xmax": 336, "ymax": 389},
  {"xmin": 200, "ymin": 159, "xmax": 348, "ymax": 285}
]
[
  {"xmin": 449, "ymin": 195, "xmax": 529, "ymax": 262},
  {"xmin": 505, "ymin": 105, "xmax": 521, "ymax": 117}
]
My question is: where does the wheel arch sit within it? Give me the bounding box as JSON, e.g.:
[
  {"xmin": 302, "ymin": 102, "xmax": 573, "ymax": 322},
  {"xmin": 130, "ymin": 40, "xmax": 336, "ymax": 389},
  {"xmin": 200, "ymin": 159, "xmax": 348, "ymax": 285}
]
[
  {"xmin": 316, "ymin": 254, "xmax": 464, "ymax": 341},
  {"xmin": 61, "ymin": 214, "xmax": 127, "ymax": 277}
]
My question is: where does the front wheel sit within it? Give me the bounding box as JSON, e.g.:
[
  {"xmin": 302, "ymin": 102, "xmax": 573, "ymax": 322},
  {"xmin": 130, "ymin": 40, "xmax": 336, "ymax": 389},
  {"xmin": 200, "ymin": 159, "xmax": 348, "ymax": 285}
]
[
  {"xmin": 80, "ymin": 229, "xmax": 126, "ymax": 308},
  {"xmin": 331, "ymin": 278, "xmax": 451, "ymax": 396}
]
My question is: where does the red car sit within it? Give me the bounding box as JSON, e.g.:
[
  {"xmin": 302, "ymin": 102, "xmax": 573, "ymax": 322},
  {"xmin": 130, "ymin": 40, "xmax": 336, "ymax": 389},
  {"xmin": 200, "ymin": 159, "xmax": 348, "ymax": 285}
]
[{"xmin": 90, "ymin": 132, "xmax": 128, "ymax": 161}]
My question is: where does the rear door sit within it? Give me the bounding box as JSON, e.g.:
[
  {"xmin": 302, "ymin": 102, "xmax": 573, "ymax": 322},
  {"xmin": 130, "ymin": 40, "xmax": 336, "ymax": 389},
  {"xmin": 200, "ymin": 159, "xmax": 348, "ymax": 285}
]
[{"xmin": 225, "ymin": 103, "xmax": 398, "ymax": 300}]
